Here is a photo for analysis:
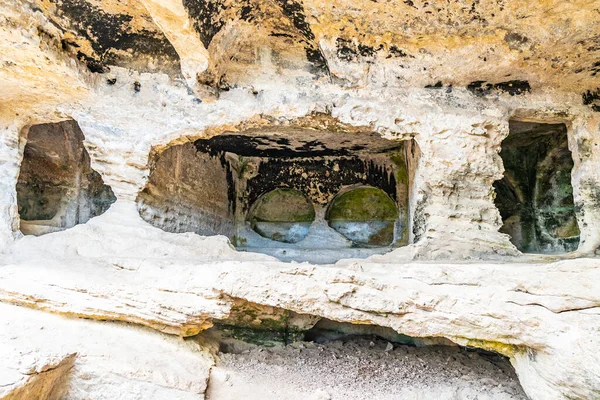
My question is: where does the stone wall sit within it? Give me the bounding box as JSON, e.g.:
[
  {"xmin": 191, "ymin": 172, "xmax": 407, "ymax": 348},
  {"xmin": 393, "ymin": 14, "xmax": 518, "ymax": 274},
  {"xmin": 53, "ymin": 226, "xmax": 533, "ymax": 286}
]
[{"xmin": 138, "ymin": 142, "xmax": 236, "ymax": 237}]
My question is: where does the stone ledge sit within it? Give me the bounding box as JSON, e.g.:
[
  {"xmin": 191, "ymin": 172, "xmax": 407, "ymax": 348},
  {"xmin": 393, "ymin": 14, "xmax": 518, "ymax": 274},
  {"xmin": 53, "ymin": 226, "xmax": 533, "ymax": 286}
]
[{"xmin": 0, "ymin": 252, "xmax": 598, "ymax": 399}]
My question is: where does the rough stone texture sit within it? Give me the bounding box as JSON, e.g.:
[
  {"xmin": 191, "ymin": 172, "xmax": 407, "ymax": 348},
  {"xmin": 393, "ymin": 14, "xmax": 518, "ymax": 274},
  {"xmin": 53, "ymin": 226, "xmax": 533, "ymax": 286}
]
[
  {"xmin": 570, "ymin": 115, "xmax": 600, "ymax": 254},
  {"xmin": 2, "ymin": 0, "xmax": 600, "ymax": 399},
  {"xmin": 0, "ymin": 202, "xmax": 273, "ymax": 336},
  {"xmin": 494, "ymin": 121, "xmax": 580, "ymax": 253},
  {"xmin": 0, "ymin": 303, "xmax": 215, "ymax": 399},
  {"xmin": 0, "ymin": 350, "xmax": 75, "ymax": 400},
  {"xmin": 0, "ymin": 125, "xmax": 22, "ymax": 253},
  {"xmin": 138, "ymin": 142, "xmax": 236, "ymax": 237}
]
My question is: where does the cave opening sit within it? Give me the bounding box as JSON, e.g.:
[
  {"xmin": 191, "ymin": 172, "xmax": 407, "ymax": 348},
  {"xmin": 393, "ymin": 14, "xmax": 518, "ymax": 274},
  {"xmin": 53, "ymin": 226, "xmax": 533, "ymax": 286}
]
[
  {"xmin": 201, "ymin": 315, "xmax": 527, "ymax": 399},
  {"xmin": 16, "ymin": 120, "xmax": 116, "ymax": 236},
  {"xmin": 138, "ymin": 127, "xmax": 414, "ymax": 263},
  {"xmin": 494, "ymin": 120, "xmax": 579, "ymax": 253}
]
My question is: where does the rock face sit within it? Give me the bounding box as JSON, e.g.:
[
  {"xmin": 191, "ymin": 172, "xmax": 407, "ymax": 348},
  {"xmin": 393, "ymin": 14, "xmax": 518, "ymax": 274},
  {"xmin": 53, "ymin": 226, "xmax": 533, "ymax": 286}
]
[
  {"xmin": 0, "ymin": 210, "xmax": 598, "ymax": 399},
  {"xmin": 0, "ymin": 303, "xmax": 215, "ymax": 399},
  {"xmin": 1, "ymin": 0, "xmax": 600, "ymax": 399}
]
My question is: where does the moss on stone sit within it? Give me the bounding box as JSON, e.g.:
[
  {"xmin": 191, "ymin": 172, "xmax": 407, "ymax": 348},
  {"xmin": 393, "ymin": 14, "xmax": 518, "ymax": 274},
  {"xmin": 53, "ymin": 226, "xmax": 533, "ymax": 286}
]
[
  {"xmin": 215, "ymin": 324, "xmax": 287, "ymax": 346},
  {"xmin": 389, "ymin": 152, "xmax": 408, "ymax": 185},
  {"xmin": 328, "ymin": 187, "xmax": 397, "ymax": 221},
  {"xmin": 215, "ymin": 309, "xmax": 308, "ymax": 346},
  {"xmin": 249, "ymin": 188, "xmax": 315, "ymax": 222}
]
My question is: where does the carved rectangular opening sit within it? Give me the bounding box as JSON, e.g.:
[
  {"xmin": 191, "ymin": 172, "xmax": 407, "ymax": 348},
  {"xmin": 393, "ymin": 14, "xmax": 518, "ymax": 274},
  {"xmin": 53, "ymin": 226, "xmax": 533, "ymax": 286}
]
[
  {"xmin": 138, "ymin": 128, "xmax": 414, "ymax": 263},
  {"xmin": 494, "ymin": 120, "xmax": 579, "ymax": 253}
]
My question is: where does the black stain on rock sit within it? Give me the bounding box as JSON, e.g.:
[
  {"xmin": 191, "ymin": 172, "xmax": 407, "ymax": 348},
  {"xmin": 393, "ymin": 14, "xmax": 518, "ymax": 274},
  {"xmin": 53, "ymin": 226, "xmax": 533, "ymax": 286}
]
[
  {"xmin": 217, "ymin": 74, "xmax": 231, "ymax": 91},
  {"xmin": 591, "ymin": 61, "xmax": 600, "ymax": 77},
  {"xmin": 77, "ymin": 51, "xmax": 108, "ymax": 73},
  {"xmin": 182, "ymin": 0, "xmax": 226, "ymax": 48},
  {"xmin": 494, "ymin": 80, "xmax": 531, "ymax": 95},
  {"xmin": 336, "ymin": 38, "xmax": 358, "ymax": 62},
  {"xmin": 183, "ymin": 0, "xmax": 329, "ymax": 77},
  {"xmin": 467, "ymin": 80, "xmax": 531, "ymax": 96},
  {"xmin": 275, "ymin": 0, "xmax": 330, "ymax": 77},
  {"xmin": 336, "ymin": 39, "xmax": 412, "ymax": 62},
  {"xmin": 358, "ymin": 44, "xmax": 377, "ymax": 58},
  {"xmin": 582, "ymin": 88, "xmax": 600, "ymax": 112},
  {"xmin": 388, "ymin": 45, "xmax": 410, "ymax": 58},
  {"xmin": 425, "ymin": 81, "xmax": 453, "ymax": 93},
  {"xmin": 51, "ymin": 0, "xmax": 180, "ymax": 73},
  {"xmin": 270, "ymin": 32, "xmax": 295, "ymax": 38},
  {"xmin": 578, "ymin": 35, "xmax": 600, "ymax": 52},
  {"xmin": 193, "ymin": 135, "xmax": 377, "ymax": 158},
  {"xmin": 468, "ymin": 80, "xmax": 493, "ymax": 96},
  {"xmin": 240, "ymin": 2, "xmax": 254, "ymax": 22},
  {"xmin": 245, "ymin": 157, "xmax": 397, "ymax": 208},
  {"xmin": 60, "ymin": 39, "xmax": 79, "ymax": 50},
  {"xmin": 425, "ymin": 81, "xmax": 443, "ymax": 89}
]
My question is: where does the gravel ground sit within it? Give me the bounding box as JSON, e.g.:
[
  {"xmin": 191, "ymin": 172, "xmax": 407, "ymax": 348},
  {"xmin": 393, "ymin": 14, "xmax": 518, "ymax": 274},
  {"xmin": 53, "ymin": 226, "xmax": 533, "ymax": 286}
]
[{"xmin": 207, "ymin": 337, "xmax": 528, "ymax": 400}]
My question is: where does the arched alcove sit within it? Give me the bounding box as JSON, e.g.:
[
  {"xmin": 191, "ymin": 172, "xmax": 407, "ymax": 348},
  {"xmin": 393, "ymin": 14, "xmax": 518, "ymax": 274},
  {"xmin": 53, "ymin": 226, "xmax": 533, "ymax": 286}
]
[
  {"xmin": 17, "ymin": 120, "xmax": 116, "ymax": 235},
  {"xmin": 326, "ymin": 187, "xmax": 398, "ymax": 246},
  {"xmin": 494, "ymin": 120, "xmax": 579, "ymax": 253},
  {"xmin": 248, "ymin": 188, "xmax": 315, "ymax": 243}
]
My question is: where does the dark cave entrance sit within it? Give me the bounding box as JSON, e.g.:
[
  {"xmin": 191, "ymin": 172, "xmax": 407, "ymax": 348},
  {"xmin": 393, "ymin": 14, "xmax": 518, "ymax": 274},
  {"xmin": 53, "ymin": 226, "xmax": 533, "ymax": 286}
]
[
  {"xmin": 17, "ymin": 120, "xmax": 116, "ymax": 235},
  {"xmin": 138, "ymin": 127, "xmax": 414, "ymax": 263},
  {"xmin": 494, "ymin": 120, "xmax": 579, "ymax": 253}
]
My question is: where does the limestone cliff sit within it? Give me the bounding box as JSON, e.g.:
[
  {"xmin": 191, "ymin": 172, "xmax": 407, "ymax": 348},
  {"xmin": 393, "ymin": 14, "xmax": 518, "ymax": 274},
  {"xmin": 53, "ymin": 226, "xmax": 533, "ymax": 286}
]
[{"xmin": 1, "ymin": 0, "xmax": 600, "ymax": 399}]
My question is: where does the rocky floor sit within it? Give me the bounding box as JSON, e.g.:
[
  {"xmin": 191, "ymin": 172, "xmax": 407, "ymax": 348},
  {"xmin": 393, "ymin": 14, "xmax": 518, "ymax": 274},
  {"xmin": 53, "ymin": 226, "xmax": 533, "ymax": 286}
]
[{"xmin": 207, "ymin": 338, "xmax": 528, "ymax": 400}]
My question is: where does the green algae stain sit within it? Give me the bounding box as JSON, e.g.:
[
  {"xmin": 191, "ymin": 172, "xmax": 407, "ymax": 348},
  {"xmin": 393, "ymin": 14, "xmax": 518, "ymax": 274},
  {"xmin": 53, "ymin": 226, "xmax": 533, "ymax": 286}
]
[
  {"xmin": 328, "ymin": 187, "xmax": 397, "ymax": 221},
  {"xmin": 250, "ymin": 188, "xmax": 315, "ymax": 223},
  {"xmin": 389, "ymin": 152, "xmax": 408, "ymax": 185}
]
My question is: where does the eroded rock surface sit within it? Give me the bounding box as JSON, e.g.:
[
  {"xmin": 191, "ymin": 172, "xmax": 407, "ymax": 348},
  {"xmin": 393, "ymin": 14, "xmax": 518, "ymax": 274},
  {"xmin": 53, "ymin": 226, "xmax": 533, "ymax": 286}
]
[
  {"xmin": 0, "ymin": 303, "xmax": 215, "ymax": 399},
  {"xmin": 2, "ymin": 0, "xmax": 600, "ymax": 399}
]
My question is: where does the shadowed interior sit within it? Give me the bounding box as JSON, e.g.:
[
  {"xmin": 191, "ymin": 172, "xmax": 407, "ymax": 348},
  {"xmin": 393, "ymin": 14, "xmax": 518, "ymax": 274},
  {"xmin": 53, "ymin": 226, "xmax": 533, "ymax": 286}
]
[
  {"xmin": 494, "ymin": 121, "xmax": 579, "ymax": 253},
  {"xmin": 138, "ymin": 128, "xmax": 413, "ymax": 263},
  {"xmin": 17, "ymin": 120, "xmax": 116, "ymax": 236}
]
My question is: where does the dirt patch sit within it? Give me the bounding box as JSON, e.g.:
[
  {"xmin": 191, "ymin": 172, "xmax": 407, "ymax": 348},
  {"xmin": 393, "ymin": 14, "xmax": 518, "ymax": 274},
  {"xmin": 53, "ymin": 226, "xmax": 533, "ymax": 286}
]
[{"xmin": 207, "ymin": 338, "xmax": 527, "ymax": 400}]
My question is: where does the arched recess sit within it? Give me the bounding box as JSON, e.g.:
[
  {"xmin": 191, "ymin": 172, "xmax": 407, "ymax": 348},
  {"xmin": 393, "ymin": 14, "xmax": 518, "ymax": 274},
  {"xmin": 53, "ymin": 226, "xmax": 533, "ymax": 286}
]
[
  {"xmin": 138, "ymin": 123, "xmax": 416, "ymax": 263},
  {"xmin": 493, "ymin": 120, "xmax": 579, "ymax": 253},
  {"xmin": 248, "ymin": 188, "xmax": 315, "ymax": 243},
  {"xmin": 326, "ymin": 186, "xmax": 398, "ymax": 246},
  {"xmin": 17, "ymin": 120, "xmax": 116, "ymax": 235}
]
